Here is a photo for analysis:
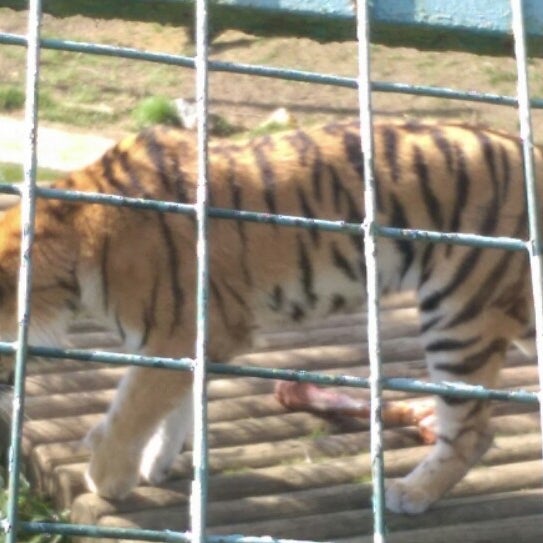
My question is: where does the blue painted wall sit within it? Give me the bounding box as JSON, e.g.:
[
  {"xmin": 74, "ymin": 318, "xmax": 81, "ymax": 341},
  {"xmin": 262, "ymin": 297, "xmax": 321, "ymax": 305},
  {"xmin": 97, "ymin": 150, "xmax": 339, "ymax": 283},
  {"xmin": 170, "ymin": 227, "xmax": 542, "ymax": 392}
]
[
  {"xmin": 217, "ymin": 0, "xmax": 542, "ymax": 37},
  {"xmin": 5, "ymin": 0, "xmax": 543, "ymax": 53}
]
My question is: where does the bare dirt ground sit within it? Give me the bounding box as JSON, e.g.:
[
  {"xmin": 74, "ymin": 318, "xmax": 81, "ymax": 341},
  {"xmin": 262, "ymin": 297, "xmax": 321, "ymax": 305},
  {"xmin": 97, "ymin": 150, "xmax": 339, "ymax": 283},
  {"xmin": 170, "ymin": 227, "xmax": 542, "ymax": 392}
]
[{"xmin": 2, "ymin": 7, "xmax": 543, "ymax": 141}]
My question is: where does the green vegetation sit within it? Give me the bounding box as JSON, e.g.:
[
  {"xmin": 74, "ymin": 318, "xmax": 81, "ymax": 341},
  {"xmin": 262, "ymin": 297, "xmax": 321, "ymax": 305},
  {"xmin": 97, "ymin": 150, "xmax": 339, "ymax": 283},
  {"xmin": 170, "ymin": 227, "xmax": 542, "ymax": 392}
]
[
  {"xmin": 482, "ymin": 65, "xmax": 517, "ymax": 87},
  {"xmin": 0, "ymin": 163, "xmax": 63, "ymax": 184},
  {"xmin": 0, "ymin": 471, "xmax": 70, "ymax": 542},
  {"xmin": 132, "ymin": 96, "xmax": 181, "ymax": 129},
  {"xmin": 0, "ymin": 85, "xmax": 25, "ymax": 112}
]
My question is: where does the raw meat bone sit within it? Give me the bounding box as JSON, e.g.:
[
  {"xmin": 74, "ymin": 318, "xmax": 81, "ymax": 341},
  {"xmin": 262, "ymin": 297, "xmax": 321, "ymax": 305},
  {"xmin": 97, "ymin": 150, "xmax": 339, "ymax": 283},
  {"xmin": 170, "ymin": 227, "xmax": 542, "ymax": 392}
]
[{"xmin": 274, "ymin": 381, "xmax": 436, "ymax": 445}]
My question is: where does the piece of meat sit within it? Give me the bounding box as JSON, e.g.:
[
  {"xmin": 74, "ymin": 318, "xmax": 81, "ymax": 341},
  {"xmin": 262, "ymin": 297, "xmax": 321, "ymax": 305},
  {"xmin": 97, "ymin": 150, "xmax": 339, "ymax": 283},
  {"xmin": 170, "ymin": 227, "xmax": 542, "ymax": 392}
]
[{"xmin": 274, "ymin": 381, "xmax": 436, "ymax": 444}]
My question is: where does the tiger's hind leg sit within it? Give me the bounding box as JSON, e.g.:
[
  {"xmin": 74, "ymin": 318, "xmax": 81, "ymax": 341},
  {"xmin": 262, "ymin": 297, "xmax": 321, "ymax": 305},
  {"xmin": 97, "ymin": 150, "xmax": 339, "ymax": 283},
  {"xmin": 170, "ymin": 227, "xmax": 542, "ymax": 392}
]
[
  {"xmin": 385, "ymin": 395, "xmax": 495, "ymax": 514},
  {"xmin": 385, "ymin": 310, "xmax": 511, "ymax": 514}
]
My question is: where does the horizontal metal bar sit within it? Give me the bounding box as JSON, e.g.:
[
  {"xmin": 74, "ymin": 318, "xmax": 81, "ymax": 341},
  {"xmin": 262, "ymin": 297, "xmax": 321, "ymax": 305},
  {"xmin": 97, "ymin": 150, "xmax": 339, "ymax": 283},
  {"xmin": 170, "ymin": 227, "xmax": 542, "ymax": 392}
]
[
  {"xmin": 0, "ymin": 342, "xmax": 195, "ymax": 372},
  {"xmin": 376, "ymin": 225, "xmax": 528, "ymax": 252},
  {"xmin": 0, "ymin": 185, "xmax": 530, "ymax": 252},
  {"xmin": 211, "ymin": 362, "xmax": 539, "ymax": 404},
  {"xmin": 1, "ymin": 183, "xmax": 364, "ymax": 233},
  {"xmin": 373, "ymin": 80, "xmax": 543, "ymax": 108},
  {"xmin": 0, "ymin": 31, "xmax": 358, "ymax": 86},
  {"xmin": 1, "ymin": 32, "xmax": 543, "ymax": 108},
  {"xmin": 21, "ymin": 521, "xmax": 328, "ymax": 543},
  {"xmin": 0, "ymin": 341, "xmax": 536, "ymax": 404}
]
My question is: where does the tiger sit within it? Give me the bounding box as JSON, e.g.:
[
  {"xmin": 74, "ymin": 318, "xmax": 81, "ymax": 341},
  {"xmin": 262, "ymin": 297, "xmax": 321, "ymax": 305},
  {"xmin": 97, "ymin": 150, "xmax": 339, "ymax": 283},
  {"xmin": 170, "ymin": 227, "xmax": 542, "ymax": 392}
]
[{"xmin": 0, "ymin": 118, "xmax": 537, "ymax": 515}]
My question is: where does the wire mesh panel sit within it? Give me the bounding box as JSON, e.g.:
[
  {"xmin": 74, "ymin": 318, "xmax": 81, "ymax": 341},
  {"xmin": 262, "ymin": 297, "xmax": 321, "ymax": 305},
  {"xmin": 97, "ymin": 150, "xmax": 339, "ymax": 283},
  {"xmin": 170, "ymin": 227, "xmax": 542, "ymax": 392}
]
[{"xmin": 0, "ymin": 1, "xmax": 542, "ymax": 542}]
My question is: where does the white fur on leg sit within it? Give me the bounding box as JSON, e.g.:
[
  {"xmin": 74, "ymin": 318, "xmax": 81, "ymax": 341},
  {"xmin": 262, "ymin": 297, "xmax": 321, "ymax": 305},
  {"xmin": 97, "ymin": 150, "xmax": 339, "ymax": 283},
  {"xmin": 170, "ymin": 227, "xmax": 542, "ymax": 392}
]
[
  {"xmin": 84, "ymin": 418, "xmax": 142, "ymax": 499},
  {"xmin": 85, "ymin": 366, "xmax": 192, "ymax": 499},
  {"xmin": 385, "ymin": 426, "xmax": 493, "ymax": 514},
  {"xmin": 139, "ymin": 390, "xmax": 193, "ymax": 485}
]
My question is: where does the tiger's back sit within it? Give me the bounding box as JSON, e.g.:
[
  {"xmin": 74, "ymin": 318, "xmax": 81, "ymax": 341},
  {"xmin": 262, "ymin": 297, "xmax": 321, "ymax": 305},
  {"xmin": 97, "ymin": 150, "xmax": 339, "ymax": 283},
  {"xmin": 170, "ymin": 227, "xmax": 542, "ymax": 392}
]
[{"xmin": 0, "ymin": 118, "xmax": 538, "ymax": 512}]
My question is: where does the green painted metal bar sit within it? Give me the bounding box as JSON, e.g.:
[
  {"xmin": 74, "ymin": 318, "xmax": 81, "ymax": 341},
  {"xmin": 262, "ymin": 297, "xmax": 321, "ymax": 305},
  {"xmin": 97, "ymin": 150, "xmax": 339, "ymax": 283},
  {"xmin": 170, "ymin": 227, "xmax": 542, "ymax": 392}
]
[
  {"xmin": 0, "ymin": 339, "xmax": 537, "ymax": 404},
  {"xmin": 191, "ymin": 0, "xmax": 211, "ymax": 541},
  {"xmin": 375, "ymin": 225, "xmax": 528, "ymax": 252},
  {"xmin": 2, "ymin": 2, "xmax": 543, "ymax": 542},
  {"xmin": 2, "ymin": 32, "xmax": 543, "ymax": 108},
  {"xmin": 21, "ymin": 520, "xmax": 332, "ymax": 543},
  {"xmin": 3, "ymin": 2, "xmax": 42, "ymax": 542},
  {"xmin": 0, "ymin": 184, "xmax": 529, "ymax": 252},
  {"xmin": 510, "ymin": 0, "xmax": 543, "ymax": 484},
  {"xmin": 356, "ymin": 1, "xmax": 387, "ymax": 539}
]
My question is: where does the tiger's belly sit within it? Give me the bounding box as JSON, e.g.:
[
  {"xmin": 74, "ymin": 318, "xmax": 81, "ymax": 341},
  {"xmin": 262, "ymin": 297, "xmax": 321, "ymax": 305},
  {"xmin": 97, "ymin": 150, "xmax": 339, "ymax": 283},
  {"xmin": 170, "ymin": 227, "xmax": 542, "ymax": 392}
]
[{"xmin": 252, "ymin": 271, "xmax": 367, "ymax": 331}]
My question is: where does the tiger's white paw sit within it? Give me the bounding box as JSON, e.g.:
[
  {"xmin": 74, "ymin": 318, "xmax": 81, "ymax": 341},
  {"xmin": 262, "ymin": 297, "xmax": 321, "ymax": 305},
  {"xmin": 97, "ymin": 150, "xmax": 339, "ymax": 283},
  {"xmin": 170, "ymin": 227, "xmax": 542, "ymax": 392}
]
[
  {"xmin": 139, "ymin": 427, "xmax": 184, "ymax": 485},
  {"xmin": 385, "ymin": 478, "xmax": 433, "ymax": 515},
  {"xmin": 140, "ymin": 395, "xmax": 193, "ymax": 485},
  {"xmin": 140, "ymin": 436, "xmax": 178, "ymax": 485},
  {"xmin": 84, "ymin": 421, "xmax": 141, "ymax": 499}
]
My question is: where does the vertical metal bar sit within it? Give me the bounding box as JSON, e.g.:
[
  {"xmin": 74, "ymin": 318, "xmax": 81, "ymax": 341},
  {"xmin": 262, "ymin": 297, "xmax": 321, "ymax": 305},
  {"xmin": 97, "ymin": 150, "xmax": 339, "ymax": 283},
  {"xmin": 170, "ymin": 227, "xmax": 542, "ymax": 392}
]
[
  {"xmin": 190, "ymin": 0, "xmax": 210, "ymax": 542},
  {"xmin": 510, "ymin": 0, "xmax": 543, "ymax": 474},
  {"xmin": 3, "ymin": 1, "xmax": 42, "ymax": 542},
  {"xmin": 355, "ymin": 1, "xmax": 387, "ymax": 541}
]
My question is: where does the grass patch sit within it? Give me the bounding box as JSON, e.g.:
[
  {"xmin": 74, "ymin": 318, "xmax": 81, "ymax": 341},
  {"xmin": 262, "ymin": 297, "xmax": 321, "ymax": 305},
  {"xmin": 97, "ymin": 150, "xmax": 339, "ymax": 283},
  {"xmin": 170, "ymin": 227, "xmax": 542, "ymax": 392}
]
[
  {"xmin": 483, "ymin": 66, "xmax": 517, "ymax": 87},
  {"xmin": 0, "ymin": 470, "xmax": 70, "ymax": 542},
  {"xmin": 0, "ymin": 85, "xmax": 25, "ymax": 112},
  {"xmin": 0, "ymin": 163, "xmax": 64, "ymax": 184},
  {"xmin": 132, "ymin": 96, "xmax": 181, "ymax": 129}
]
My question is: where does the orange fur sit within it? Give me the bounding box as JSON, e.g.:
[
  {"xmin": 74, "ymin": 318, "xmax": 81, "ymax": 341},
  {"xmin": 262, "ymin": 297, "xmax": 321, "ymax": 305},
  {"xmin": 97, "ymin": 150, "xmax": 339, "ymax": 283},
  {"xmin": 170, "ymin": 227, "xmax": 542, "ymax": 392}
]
[{"xmin": 0, "ymin": 119, "xmax": 537, "ymax": 511}]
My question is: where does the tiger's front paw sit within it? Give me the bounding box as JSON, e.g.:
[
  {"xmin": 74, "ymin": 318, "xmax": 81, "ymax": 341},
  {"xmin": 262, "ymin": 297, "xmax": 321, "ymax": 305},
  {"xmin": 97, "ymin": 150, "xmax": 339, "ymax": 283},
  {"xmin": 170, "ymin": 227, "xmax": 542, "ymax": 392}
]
[
  {"xmin": 139, "ymin": 404, "xmax": 192, "ymax": 485},
  {"xmin": 385, "ymin": 478, "xmax": 433, "ymax": 515},
  {"xmin": 84, "ymin": 421, "xmax": 141, "ymax": 499},
  {"xmin": 139, "ymin": 438, "xmax": 178, "ymax": 485}
]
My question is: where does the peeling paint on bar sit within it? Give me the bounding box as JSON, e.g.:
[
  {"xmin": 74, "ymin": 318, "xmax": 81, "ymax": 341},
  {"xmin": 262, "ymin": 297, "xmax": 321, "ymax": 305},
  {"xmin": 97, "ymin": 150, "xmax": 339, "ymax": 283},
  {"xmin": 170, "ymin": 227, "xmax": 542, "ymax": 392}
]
[
  {"xmin": 3, "ymin": 1, "xmax": 543, "ymax": 541},
  {"xmin": 191, "ymin": 1, "xmax": 211, "ymax": 541},
  {"xmin": 0, "ymin": 185, "xmax": 529, "ymax": 252},
  {"xmin": 355, "ymin": 1, "xmax": 386, "ymax": 540},
  {"xmin": 0, "ymin": 341, "xmax": 535, "ymax": 405},
  {"xmin": 510, "ymin": 0, "xmax": 543, "ymax": 488},
  {"xmin": 21, "ymin": 520, "xmax": 332, "ymax": 543},
  {"xmin": 4, "ymin": 2, "xmax": 42, "ymax": 543}
]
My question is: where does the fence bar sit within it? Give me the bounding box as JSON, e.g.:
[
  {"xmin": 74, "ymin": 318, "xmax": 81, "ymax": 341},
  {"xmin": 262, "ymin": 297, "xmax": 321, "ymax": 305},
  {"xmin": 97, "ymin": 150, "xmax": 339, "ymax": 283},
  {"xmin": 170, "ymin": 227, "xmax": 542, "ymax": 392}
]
[
  {"xmin": 21, "ymin": 520, "xmax": 332, "ymax": 543},
  {"xmin": 2, "ymin": 31, "xmax": 543, "ymax": 108},
  {"xmin": 191, "ymin": 0, "xmax": 211, "ymax": 541},
  {"xmin": 510, "ymin": 0, "xmax": 543, "ymax": 478},
  {"xmin": 356, "ymin": 1, "xmax": 387, "ymax": 540},
  {"xmin": 2, "ymin": 4, "xmax": 543, "ymax": 543},
  {"xmin": 0, "ymin": 339, "xmax": 536, "ymax": 403},
  {"xmin": 0, "ymin": 185, "xmax": 528, "ymax": 252},
  {"xmin": 3, "ymin": 1, "xmax": 41, "ymax": 542}
]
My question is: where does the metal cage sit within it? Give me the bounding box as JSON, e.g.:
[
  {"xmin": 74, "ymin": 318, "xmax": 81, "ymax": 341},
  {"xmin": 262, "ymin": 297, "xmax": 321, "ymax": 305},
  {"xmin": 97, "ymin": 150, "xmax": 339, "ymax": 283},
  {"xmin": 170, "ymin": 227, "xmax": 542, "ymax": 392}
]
[{"xmin": 0, "ymin": 1, "xmax": 542, "ymax": 542}]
